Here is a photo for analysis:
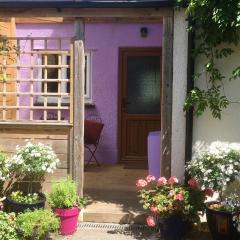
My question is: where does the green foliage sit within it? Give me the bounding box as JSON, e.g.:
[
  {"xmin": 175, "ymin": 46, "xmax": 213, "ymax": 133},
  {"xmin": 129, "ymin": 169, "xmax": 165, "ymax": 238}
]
[
  {"xmin": 179, "ymin": 0, "xmax": 240, "ymax": 118},
  {"xmin": 48, "ymin": 178, "xmax": 86, "ymax": 209},
  {"xmin": 0, "ymin": 211, "xmax": 18, "ymax": 240},
  {"xmin": 10, "ymin": 191, "xmax": 40, "ymax": 204},
  {"xmin": 16, "ymin": 209, "xmax": 59, "ymax": 240}
]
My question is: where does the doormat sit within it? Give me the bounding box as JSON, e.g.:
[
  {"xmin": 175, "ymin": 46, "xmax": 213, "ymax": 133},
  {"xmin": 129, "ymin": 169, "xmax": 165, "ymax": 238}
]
[{"xmin": 124, "ymin": 163, "xmax": 148, "ymax": 169}]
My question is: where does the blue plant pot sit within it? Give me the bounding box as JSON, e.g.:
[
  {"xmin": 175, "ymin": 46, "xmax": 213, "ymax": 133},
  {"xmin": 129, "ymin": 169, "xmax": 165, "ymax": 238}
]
[{"xmin": 158, "ymin": 215, "xmax": 186, "ymax": 240}]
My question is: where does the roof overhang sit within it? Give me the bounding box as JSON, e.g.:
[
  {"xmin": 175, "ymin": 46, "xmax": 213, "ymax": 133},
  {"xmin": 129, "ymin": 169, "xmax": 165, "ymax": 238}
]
[{"xmin": 0, "ymin": 0, "xmax": 174, "ymax": 8}]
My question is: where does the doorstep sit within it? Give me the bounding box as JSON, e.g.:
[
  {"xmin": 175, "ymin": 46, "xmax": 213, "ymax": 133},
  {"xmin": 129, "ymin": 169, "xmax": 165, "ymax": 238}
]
[{"xmin": 82, "ymin": 201, "xmax": 146, "ymax": 224}]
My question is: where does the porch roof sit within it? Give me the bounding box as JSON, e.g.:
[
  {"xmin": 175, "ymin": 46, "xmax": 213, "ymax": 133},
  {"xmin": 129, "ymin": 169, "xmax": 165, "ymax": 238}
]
[{"xmin": 0, "ymin": 0, "xmax": 174, "ymax": 8}]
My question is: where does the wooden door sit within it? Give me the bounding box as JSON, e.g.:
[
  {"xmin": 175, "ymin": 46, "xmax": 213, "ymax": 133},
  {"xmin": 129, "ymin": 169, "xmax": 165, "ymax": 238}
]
[{"xmin": 119, "ymin": 48, "xmax": 161, "ymax": 168}]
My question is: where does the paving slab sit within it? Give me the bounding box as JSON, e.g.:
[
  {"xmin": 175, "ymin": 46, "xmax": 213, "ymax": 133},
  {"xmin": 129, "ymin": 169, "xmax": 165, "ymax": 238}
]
[{"xmin": 53, "ymin": 222, "xmax": 211, "ymax": 240}]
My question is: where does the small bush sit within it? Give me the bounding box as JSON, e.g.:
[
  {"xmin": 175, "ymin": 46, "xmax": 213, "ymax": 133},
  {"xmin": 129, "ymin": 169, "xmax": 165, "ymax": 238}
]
[
  {"xmin": 48, "ymin": 178, "xmax": 86, "ymax": 209},
  {"xmin": 0, "ymin": 211, "xmax": 18, "ymax": 240},
  {"xmin": 16, "ymin": 209, "xmax": 59, "ymax": 240}
]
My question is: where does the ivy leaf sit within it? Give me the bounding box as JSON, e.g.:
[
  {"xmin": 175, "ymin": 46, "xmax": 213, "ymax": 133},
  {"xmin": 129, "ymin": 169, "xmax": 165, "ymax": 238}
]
[{"xmin": 230, "ymin": 66, "xmax": 240, "ymax": 80}]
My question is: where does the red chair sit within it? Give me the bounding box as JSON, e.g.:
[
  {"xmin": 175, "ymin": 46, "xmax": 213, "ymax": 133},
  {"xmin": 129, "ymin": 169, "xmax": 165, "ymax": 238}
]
[{"xmin": 84, "ymin": 114, "xmax": 104, "ymax": 166}]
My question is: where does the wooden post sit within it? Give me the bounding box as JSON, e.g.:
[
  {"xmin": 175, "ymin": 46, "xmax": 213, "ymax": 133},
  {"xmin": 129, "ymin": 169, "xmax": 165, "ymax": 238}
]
[
  {"xmin": 72, "ymin": 40, "xmax": 85, "ymax": 197},
  {"xmin": 161, "ymin": 16, "xmax": 173, "ymax": 177}
]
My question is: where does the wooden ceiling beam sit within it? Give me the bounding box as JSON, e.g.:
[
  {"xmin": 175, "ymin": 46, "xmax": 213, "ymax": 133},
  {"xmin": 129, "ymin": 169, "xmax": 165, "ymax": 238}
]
[
  {"xmin": 0, "ymin": 8, "xmax": 172, "ymax": 18},
  {"xmin": 15, "ymin": 17, "xmax": 163, "ymax": 24}
]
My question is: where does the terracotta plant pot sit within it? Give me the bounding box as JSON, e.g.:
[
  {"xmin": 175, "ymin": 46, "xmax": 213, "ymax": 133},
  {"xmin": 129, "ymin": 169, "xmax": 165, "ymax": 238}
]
[
  {"xmin": 206, "ymin": 201, "xmax": 239, "ymax": 240},
  {"xmin": 53, "ymin": 207, "xmax": 80, "ymax": 235},
  {"xmin": 4, "ymin": 192, "xmax": 46, "ymax": 214}
]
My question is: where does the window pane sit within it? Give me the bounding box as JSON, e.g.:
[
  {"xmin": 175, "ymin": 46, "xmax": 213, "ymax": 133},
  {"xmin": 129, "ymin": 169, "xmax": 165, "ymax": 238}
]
[
  {"xmin": 127, "ymin": 56, "xmax": 161, "ymax": 114},
  {"xmin": 42, "ymin": 54, "xmax": 58, "ymax": 93}
]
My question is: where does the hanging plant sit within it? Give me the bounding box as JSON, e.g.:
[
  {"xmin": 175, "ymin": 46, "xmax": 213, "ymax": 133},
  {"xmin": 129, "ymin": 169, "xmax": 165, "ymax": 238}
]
[{"xmin": 177, "ymin": 0, "xmax": 240, "ymax": 119}]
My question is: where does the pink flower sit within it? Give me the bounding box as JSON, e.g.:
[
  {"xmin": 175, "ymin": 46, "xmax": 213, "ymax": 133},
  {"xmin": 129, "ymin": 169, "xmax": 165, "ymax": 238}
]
[
  {"xmin": 188, "ymin": 178, "xmax": 198, "ymax": 189},
  {"xmin": 157, "ymin": 177, "xmax": 167, "ymax": 185},
  {"xmin": 149, "ymin": 206, "xmax": 160, "ymax": 215},
  {"xmin": 169, "ymin": 190, "xmax": 175, "ymax": 196},
  {"xmin": 146, "ymin": 175, "xmax": 156, "ymax": 183},
  {"xmin": 136, "ymin": 179, "xmax": 148, "ymax": 188},
  {"xmin": 168, "ymin": 176, "xmax": 179, "ymax": 184},
  {"xmin": 205, "ymin": 188, "xmax": 214, "ymax": 197},
  {"xmin": 175, "ymin": 193, "xmax": 184, "ymax": 201},
  {"xmin": 146, "ymin": 216, "xmax": 156, "ymax": 227}
]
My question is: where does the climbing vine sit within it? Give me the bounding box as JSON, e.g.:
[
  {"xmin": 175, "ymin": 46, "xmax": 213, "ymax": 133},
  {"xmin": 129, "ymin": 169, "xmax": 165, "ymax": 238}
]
[{"xmin": 177, "ymin": 0, "xmax": 240, "ymax": 119}]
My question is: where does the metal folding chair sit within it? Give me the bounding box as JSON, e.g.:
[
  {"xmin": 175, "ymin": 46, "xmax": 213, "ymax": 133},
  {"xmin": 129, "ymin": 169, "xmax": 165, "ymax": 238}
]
[{"xmin": 84, "ymin": 114, "xmax": 104, "ymax": 166}]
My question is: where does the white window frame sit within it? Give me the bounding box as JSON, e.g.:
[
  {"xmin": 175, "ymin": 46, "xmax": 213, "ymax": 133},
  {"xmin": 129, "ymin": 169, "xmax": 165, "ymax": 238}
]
[{"xmin": 35, "ymin": 51, "xmax": 92, "ymax": 105}]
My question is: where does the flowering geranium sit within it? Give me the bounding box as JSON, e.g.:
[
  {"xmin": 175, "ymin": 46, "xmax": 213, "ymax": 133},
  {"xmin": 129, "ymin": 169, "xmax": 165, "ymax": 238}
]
[
  {"xmin": 8, "ymin": 141, "xmax": 60, "ymax": 176},
  {"xmin": 187, "ymin": 141, "xmax": 240, "ymax": 195},
  {"xmin": 136, "ymin": 176, "xmax": 206, "ymax": 225}
]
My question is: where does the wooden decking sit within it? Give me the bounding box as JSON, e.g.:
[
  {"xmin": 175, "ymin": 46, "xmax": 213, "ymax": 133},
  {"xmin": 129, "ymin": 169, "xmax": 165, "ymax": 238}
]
[{"xmin": 83, "ymin": 164, "xmax": 148, "ymax": 224}]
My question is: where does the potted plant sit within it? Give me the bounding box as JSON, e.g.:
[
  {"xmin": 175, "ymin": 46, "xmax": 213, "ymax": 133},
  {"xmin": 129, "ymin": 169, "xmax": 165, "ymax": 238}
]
[
  {"xmin": 3, "ymin": 141, "xmax": 60, "ymax": 213},
  {"xmin": 48, "ymin": 178, "xmax": 86, "ymax": 236},
  {"xmin": 16, "ymin": 209, "xmax": 59, "ymax": 240},
  {"xmin": 136, "ymin": 175, "xmax": 206, "ymax": 240},
  {"xmin": 187, "ymin": 141, "xmax": 240, "ymax": 240}
]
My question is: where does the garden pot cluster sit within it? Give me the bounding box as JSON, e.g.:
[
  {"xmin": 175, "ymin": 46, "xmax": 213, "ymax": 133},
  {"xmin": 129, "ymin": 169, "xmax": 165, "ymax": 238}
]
[
  {"xmin": 137, "ymin": 141, "xmax": 240, "ymax": 240},
  {"xmin": 0, "ymin": 142, "xmax": 86, "ymax": 239}
]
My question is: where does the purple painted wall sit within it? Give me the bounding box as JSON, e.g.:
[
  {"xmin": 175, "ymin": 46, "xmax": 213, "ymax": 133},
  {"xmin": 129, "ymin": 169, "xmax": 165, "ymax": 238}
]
[{"xmin": 16, "ymin": 22, "xmax": 162, "ymax": 164}]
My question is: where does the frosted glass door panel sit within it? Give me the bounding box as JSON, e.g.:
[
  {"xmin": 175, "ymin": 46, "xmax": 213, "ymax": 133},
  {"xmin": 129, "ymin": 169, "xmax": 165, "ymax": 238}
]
[{"xmin": 127, "ymin": 56, "xmax": 160, "ymax": 114}]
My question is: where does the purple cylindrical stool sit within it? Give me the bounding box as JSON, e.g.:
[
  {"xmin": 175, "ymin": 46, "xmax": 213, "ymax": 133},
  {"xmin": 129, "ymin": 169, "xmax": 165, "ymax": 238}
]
[{"xmin": 147, "ymin": 131, "xmax": 161, "ymax": 179}]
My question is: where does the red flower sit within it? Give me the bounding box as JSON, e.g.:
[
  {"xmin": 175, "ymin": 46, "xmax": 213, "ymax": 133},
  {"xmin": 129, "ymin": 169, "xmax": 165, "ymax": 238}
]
[
  {"xmin": 205, "ymin": 188, "xmax": 214, "ymax": 197},
  {"xmin": 136, "ymin": 179, "xmax": 148, "ymax": 188},
  {"xmin": 146, "ymin": 175, "xmax": 156, "ymax": 183},
  {"xmin": 157, "ymin": 177, "xmax": 167, "ymax": 185},
  {"xmin": 146, "ymin": 216, "xmax": 156, "ymax": 227},
  {"xmin": 149, "ymin": 206, "xmax": 160, "ymax": 215},
  {"xmin": 175, "ymin": 193, "xmax": 184, "ymax": 201},
  {"xmin": 188, "ymin": 178, "xmax": 198, "ymax": 189},
  {"xmin": 168, "ymin": 176, "xmax": 179, "ymax": 184}
]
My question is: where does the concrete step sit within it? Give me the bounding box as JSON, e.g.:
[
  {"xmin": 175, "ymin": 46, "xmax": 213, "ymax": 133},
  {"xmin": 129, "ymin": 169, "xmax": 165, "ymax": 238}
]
[{"xmin": 82, "ymin": 201, "xmax": 146, "ymax": 224}]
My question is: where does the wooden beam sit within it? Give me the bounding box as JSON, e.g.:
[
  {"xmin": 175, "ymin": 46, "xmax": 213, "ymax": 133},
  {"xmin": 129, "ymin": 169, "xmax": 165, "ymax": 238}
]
[
  {"xmin": 15, "ymin": 17, "xmax": 163, "ymax": 24},
  {"xmin": 74, "ymin": 18, "xmax": 85, "ymax": 41},
  {"xmin": 161, "ymin": 16, "xmax": 173, "ymax": 178},
  {"xmin": 0, "ymin": 8, "xmax": 173, "ymax": 18},
  {"xmin": 15, "ymin": 17, "xmax": 74, "ymax": 23},
  {"xmin": 72, "ymin": 39, "xmax": 85, "ymax": 197}
]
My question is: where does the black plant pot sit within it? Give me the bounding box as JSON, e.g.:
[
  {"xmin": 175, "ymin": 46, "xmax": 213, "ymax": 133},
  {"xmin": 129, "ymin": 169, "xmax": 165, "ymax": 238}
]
[
  {"xmin": 157, "ymin": 215, "xmax": 187, "ymax": 240},
  {"xmin": 206, "ymin": 201, "xmax": 239, "ymax": 240},
  {"xmin": 4, "ymin": 192, "xmax": 46, "ymax": 214}
]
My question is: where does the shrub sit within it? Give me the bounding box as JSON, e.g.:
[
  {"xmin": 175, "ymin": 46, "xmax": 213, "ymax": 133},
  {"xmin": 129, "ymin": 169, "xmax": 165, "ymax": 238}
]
[
  {"xmin": 9, "ymin": 141, "xmax": 60, "ymax": 177},
  {"xmin": 16, "ymin": 209, "xmax": 59, "ymax": 240},
  {"xmin": 48, "ymin": 178, "xmax": 86, "ymax": 209},
  {"xmin": 0, "ymin": 211, "xmax": 18, "ymax": 240},
  {"xmin": 187, "ymin": 141, "xmax": 240, "ymax": 194}
]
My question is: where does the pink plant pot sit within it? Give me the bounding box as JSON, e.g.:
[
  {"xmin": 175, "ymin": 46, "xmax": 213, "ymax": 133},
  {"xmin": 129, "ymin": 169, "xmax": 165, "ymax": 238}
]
[{"xmin": 53, "ymin": 207, "xmax": 80, "ymax": 235}]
